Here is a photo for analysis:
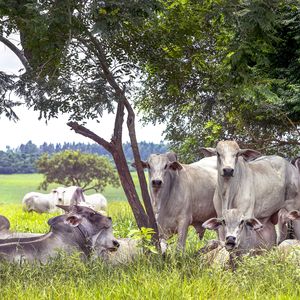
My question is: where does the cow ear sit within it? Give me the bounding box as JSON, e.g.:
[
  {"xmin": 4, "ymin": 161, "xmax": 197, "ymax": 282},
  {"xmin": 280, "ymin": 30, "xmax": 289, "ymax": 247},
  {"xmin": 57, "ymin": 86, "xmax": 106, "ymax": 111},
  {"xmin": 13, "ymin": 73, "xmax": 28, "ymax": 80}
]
[
  {"xmin": 65, "ymin": 214, "xmax": 83, "ymax": 227},
  {"xmin": 292, "ymin": 157, "xmax": 300, "ymax": 171},
  {"xmin": 245, "ymin": 218, "xmax": 263, "ymax": 231},
  {"xmin": 169, "ymin": 161, "xmax": 183, "ymax": 171},
  {"xmin": 238, "ymin": 149, "xmax": 261, "ymax": 161},
  {"xmin": 200, "ymin": 147, "xmax": 216, "ymax": 157},
  {"xmin": 286, "ymin": 210, "xmax": 300, "ymax": 220},
  {"xmin": 202, "ymin": 218, "xmax": 223, "ymax": 230},
  {"xmin": 131, "ymin": 161, "xmax": 149, "ymax": 169}
]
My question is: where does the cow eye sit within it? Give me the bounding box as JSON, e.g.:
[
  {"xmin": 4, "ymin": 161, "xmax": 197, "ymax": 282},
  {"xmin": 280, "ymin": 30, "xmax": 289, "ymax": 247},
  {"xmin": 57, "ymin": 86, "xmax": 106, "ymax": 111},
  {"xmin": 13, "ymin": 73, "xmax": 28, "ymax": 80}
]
[
  {"xmin": 239, "ymin": 220, "xmax": 244, "ymax": 226},
  {"xmin": 216, "ymin": 152, "xmax": 220, "ymax": 157},
  {"xmin": 222, "ymin": 219, "xmax": 226, "ymax": 226},
  {"xmin": 164, "ymin": 164, "xmax": 168, "ymax": 169}
]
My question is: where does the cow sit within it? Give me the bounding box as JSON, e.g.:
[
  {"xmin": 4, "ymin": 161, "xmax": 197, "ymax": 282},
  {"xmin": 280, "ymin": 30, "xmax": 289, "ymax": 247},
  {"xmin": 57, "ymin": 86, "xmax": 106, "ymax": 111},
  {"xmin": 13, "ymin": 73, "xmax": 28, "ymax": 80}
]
[
  {"xmin": 203, "ymin": 208, "xmax": 276, "ymax": 269},
  {"xmin": 201, "ymin": 140, "xmax": 300, "ymax": 243},
  {"xmin": 54, "ymin": 186, "xmax": 107, "ymax": 212},
  {"xmin": 84, "ymin": 194, "xmax": 107, "ymax": 211},
  {"xmin": 136, "ymin": 152, "xmax": 217, "ymax": 252},
  {"xmin": 203, "ymin": 209, "xmax": 276, "ymax": 254},
  {"xmin": 22, "ymin": 191, "xmax": 61, "ymax": 213},
  {"xmin": 0, "ymin": 205, "xmax": 119, "ymax": 263}
]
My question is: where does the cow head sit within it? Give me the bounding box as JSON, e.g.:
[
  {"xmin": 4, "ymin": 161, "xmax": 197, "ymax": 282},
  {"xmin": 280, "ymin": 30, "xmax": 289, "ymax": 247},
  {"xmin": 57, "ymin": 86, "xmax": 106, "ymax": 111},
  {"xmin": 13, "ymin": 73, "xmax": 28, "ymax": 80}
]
[
  {"xmin": 135, "ymin": 152, "xmax": 182, "ymax": 189},
  {"xmin": 57, "ymin": 205, "xmax": 119, "ymax": 252},
  {"xmin": 201, "ymin": 141, "xmax": 261, "ymax": 178},
  {"xmin": 52, "ymin": 187, "xmax": 66, "ymax": 205},
  {"xmin": 203, "ymin": 209, "xmax": 263, "ymax": 251}
]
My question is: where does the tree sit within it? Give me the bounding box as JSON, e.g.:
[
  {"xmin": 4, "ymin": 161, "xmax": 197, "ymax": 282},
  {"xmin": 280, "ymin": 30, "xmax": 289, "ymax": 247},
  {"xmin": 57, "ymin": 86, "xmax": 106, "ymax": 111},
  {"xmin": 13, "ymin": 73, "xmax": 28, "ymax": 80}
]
[
  {"xmin": 123, "ymin": 0, "xmax": 300, "ymax": 161},
  {"xmin": 0, "ymin": 0, "xmax": 159, "ymax": 239},
  {"xmin": 36, "ymin": 150, "xmax": 120, "ymax": 191}
]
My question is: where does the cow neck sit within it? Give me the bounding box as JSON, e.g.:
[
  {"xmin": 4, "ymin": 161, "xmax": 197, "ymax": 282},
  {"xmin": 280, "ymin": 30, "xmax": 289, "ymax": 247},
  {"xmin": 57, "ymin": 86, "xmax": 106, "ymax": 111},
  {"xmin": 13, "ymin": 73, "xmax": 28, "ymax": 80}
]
[
  {"xmin": 218, "ymin": 158, "xmax": 245, "ymax": 211},
  {"xmin": 54, "ymin": 223, "xmax": 92, "ymax": 258},
  {"xmin": 73, "ymin": 224, "xmax": 93, "ymax": 257}
]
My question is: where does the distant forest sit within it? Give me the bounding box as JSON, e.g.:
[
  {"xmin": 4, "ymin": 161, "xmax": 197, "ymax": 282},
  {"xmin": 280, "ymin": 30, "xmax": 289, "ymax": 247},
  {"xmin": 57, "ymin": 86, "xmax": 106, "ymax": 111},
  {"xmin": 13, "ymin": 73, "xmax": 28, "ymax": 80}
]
[{"xmin": 0, "ymin": 141, "xmax": 168, "ymax": 174}]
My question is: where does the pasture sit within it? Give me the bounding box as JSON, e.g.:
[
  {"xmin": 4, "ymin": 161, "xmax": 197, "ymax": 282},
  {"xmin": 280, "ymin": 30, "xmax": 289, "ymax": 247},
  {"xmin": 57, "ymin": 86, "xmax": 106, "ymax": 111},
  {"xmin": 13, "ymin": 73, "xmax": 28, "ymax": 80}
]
[{"xmin": 0, "ymin": 174, "xmax": 300, "ymax": 299}]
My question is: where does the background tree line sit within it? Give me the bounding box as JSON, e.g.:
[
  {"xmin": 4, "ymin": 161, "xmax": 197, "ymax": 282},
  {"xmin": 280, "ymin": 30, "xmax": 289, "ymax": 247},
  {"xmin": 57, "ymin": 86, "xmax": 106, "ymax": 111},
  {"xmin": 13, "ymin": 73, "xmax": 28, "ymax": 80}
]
[{"xmin": 0, "ymin": 140, "xmax": 168, "ymax": 174}]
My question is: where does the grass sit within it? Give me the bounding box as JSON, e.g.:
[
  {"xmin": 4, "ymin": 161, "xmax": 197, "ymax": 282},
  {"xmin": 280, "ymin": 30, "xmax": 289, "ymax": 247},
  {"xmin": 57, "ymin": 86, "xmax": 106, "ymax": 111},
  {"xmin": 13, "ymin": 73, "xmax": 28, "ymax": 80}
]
[{"xmin": 0, "ymin": 174, "xmax": 300, "ymax": 299}]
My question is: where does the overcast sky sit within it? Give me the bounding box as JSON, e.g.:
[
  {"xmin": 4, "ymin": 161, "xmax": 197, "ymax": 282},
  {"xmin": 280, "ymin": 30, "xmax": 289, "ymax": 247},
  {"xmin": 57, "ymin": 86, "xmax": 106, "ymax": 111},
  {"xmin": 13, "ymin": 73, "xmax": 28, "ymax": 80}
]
[{"xmin": 0, "ymin": 40, "xmax": 166, "ymax": 150}]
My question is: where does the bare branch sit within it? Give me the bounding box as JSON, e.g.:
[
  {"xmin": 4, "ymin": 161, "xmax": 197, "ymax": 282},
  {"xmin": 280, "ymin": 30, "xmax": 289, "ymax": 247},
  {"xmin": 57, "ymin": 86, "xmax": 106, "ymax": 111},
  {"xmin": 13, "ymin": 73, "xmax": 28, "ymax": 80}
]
[
  {"xmin": 0, "ymin": 35, "xmax": 31, "ymax": 71},
  {"xmin": 67, "ymin": 121, "xmax": 113, "ymax": 152}
]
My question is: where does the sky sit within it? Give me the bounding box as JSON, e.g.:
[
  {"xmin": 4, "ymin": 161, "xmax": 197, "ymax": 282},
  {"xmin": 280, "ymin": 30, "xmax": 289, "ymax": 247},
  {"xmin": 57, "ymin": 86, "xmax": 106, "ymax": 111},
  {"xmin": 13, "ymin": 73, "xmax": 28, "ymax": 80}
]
[{"xmin": 0, "ymin": 39, "xmax": 166, "ymax": 151}]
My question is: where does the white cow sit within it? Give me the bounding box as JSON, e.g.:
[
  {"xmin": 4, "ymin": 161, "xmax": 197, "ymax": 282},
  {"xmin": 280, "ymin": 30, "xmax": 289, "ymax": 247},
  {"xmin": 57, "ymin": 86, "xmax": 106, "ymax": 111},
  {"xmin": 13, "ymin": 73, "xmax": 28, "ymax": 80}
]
[
  {"xmin": 84, "ymin": 193, "xmax": 107, "ymax": 211},
  {"xmin": 201, "ymin": 140, "xmax": 300, "ymax": 243},
  {"xmin": 22, "ymin": 191, "xmax": 60, "ymax": 213},
  {"xmin": 137, "ymin": 152, "xmax": 217, "ymax": 252},
  {"xmin": 54, "ymin": 186, "xmax": 107, "ymax": 211}
]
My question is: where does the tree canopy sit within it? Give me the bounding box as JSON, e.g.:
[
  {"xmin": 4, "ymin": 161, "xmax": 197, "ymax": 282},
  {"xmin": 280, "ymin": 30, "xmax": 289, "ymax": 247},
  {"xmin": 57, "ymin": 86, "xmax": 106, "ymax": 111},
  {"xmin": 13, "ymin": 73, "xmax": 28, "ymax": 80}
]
[{"xmin": 36, "ymin": 150, "xmax": 120, "ymax": 191}]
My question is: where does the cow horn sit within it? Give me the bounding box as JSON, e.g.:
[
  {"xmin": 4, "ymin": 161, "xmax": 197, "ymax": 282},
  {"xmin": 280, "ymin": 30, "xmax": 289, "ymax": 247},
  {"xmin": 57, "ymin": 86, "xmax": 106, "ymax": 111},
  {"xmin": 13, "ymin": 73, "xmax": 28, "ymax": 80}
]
[{"xmin": 166, "ymin": 152, "xmax": 178, "ymax": 162}]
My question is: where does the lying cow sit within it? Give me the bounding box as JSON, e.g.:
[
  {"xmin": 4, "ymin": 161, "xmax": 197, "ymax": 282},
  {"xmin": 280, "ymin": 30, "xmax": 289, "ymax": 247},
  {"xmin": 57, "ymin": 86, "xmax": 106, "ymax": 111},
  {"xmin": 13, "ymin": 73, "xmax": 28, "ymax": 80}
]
[
  {"xmin": 203, "ymin": 209, "xmax": 276, "ymax": 260},
  {"xmin": 201, "ymin": 140, "xmax": 300, "ymax": 242},
  {"xmin": 54, "ymin": 186, "xmax": 107, "ymax": 211},
  {"xmin": 22, "ymin": 191, "xmax": 61, "ymax": 213},
  {"xmin": 0, "ymin": 205, "xmax": 119, "ymax": 263},
  {"xmin": 136, "ymin": 152, "xmax": 217, "ymax": 252}
]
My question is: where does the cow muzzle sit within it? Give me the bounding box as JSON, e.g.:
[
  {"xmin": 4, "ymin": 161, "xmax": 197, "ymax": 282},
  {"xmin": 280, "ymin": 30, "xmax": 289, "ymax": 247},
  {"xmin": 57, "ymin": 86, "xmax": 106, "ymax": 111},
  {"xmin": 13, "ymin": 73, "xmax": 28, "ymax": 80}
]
[
  {"xmin": 151, "ymin": 179, "xmax": 163, "ymax": 188},
  {"xmin": 108, "ymin": 240, "xmax": 120, "ymax": 252},
  {"xmin": 225, "ymin": 236, "xmax": 236, "ymax": 250},
  {"xmin": 222, "ymin": 167, "xmax": 234, "ymax": 177}
]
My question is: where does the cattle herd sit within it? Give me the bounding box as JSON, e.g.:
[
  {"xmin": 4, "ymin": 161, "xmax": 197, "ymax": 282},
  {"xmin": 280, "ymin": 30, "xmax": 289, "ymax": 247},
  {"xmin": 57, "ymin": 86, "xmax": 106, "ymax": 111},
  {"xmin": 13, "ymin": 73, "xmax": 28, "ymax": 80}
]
[
  {"xmin": 1, "ymin": 139, "xmax": 300, "ymax": 266},
  {"xmin": 139, "ymin": 140, "xmax": 300, "ymax": 263}
]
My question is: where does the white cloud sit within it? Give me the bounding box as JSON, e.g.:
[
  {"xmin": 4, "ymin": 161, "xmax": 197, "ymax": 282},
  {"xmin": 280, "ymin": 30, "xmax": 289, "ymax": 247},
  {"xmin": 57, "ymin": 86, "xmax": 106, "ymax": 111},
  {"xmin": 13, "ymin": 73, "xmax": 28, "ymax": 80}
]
[{"xmin": 0, "ymin": 40, "xmax": 166, "ymax": 150}]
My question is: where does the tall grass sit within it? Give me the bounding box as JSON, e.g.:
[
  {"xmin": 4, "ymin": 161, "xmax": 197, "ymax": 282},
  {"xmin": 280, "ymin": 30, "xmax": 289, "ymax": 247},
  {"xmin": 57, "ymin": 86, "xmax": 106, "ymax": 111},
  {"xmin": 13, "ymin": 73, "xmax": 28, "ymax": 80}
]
[{"xmin": 0, "ymin": 174, "xmax": 300, "ymax": 299}]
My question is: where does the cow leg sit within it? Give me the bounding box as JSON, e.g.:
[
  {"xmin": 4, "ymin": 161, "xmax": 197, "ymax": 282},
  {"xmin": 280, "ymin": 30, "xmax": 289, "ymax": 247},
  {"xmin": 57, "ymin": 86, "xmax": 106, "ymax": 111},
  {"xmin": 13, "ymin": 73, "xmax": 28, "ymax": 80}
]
[
  {"xmin": 277, "ymin": 208, "xmax": 289, "ymax": 244},
  {"xmin": 177, "ymin": 220, "xmax": 189, "ymax": 251}
]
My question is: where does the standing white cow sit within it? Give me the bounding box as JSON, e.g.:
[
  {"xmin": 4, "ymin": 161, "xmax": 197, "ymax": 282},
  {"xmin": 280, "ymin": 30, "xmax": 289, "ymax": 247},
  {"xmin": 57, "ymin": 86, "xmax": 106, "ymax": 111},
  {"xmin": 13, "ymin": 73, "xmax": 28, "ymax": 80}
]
[
  {"xmin": 54, "ymin": 186, "xmax": 107, "ymax": 211},
  {"xmin": 201, "ymin": 140, "xmax": 300, "ymax": 243},
  {"xmin": 137, "ymin": 152, "xmax": 217, "ymax": 252},
  {"xmin": 22, "ymin": 191, "xmax": 60, "ymax": 213}
]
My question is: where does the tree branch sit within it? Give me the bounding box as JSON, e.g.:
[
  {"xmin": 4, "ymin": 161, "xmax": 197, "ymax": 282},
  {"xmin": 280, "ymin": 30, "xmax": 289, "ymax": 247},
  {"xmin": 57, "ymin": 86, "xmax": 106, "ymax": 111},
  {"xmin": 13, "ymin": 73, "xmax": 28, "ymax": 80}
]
[
  {"xmin": 0, "ymin": 35, "xmax": 31, "ymax": 71},
  {"xmin": 67, "ymin": 121, "xmax": 113, "ymax": 152}
]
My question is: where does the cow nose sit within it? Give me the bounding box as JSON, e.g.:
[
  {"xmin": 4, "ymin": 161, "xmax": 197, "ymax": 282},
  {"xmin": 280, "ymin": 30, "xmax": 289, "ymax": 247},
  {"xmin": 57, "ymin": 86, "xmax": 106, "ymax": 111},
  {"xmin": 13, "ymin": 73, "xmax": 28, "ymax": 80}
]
[
  {"xmin": 225, "ymin": 236, "xmax": 236, "ymax": 244},
  {"xmin": 152, "ymin": 180, "xmax": 162, "ymax": 187},
  {"xmin": 113, "ymin": 240, "xmax": 120, "ymax": 248},
  {"xmin": 223, "ymin": 168, "xmax": 234, "ymax": 177}
]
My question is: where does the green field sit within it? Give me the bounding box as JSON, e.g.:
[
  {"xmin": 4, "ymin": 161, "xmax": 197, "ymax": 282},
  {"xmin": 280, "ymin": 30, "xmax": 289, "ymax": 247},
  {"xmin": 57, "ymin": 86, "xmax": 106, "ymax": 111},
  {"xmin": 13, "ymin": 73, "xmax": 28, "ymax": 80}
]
[
  {"xmin": 0, "ymin": 172, "xmax": 142, "ymax": 204},
  {"xmin": 0, "ymin": 174, "xmax": 300, "ymax": 299}
]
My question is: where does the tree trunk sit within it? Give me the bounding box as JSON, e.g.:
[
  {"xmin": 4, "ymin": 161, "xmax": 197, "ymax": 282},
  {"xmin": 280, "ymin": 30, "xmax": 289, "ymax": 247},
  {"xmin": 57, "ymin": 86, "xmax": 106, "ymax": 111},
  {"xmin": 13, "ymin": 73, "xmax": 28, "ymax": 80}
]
[
  {"xmin": 111, "ymin": 145, "xmax": 149, "ymax": 228},
  {"xmin": 125, "ymin": 100, "xmax": 160, "ymax": 244}
]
